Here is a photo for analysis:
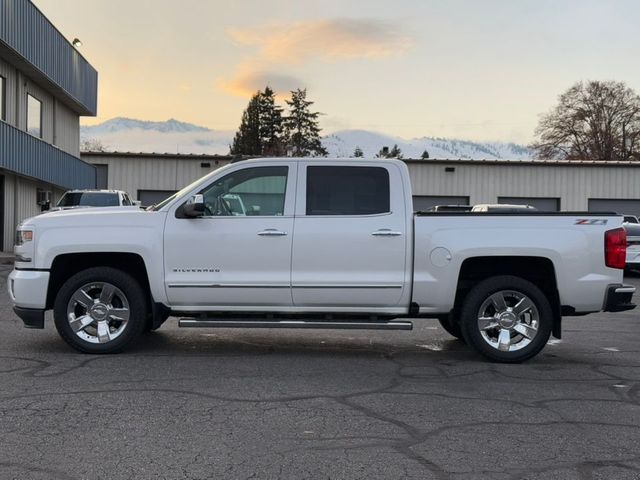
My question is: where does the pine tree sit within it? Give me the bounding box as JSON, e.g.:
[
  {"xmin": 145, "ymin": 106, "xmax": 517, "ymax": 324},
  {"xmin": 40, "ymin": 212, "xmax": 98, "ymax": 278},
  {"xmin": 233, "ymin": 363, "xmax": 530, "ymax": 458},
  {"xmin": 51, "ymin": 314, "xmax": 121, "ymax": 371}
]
[
  {"xmin": 283, "ymin": 89, "xmax": 327, "ymax": 157},
  {"xmin": 389, "ymin": 144, "xmax": 403, "ymax": 159},
  {"xmin": 353, "ymin": 146, "xmax": 364, "ymax": 157},
  {"xmin": 376, "ymin": 146, "xmax": 390, "ymax": 158},
  {"xmin": 259, "ymin": 86, "xmax": 285, "ymax": 156},
  {"xmin": 230, "ymin": 92, "xmax": 262, "ymax": 155},
  {"xmin": 421, "ymin": 149, "xmax": 430, "ymax": 159}
]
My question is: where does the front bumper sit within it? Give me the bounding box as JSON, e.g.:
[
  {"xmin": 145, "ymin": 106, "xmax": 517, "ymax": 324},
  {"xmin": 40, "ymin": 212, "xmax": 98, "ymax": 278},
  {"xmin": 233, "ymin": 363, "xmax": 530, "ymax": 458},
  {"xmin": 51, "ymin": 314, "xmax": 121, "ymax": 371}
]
[
  {"xmin": 13, "ymin": 307, "xmax": 44, "ymax": 329},
  {"xmin": 8, "ymin": 269, "xmax": 50, "ymax": 327},
  {"xmin": 603, "ymin": 284, "xmax": 636, "ymax": 312}
]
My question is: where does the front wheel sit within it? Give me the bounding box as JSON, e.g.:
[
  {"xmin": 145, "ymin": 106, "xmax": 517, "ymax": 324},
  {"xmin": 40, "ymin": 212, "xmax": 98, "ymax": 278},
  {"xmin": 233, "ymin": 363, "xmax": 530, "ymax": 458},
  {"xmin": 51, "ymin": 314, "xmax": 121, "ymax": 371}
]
[
  {"xmin": 460, "ymin": 275, "xmax": 553, "ymax": 363},
  {"xmin": 54, "ymin": 267, "xmax": 147, "ymax": 354}
]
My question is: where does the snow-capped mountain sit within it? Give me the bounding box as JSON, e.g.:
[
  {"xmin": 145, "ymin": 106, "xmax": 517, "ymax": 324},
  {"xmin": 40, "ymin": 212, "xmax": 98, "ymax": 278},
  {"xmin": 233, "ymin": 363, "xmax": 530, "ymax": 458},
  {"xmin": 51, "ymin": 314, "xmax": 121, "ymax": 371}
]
[
  {"xmin": 80, "ymin": 118, "xmax": 533, "ymax": 159},
  {"xmin": 81, "ymin": 118, "xmax": 233, "ymax": 154},
  {"xmin": 323, "ymin": 130, "xmax": 532, "ymax": 160}
]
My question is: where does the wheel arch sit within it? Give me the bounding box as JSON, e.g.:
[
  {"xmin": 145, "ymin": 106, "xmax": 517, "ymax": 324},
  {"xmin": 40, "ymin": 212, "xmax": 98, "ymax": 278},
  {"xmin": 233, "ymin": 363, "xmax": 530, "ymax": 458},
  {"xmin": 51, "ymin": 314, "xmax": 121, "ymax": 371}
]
[
  {"xmin": 453, "ymin": 256, "xmax": 562, "ymax": 339},
  {"xmin": 46, "ymin": 252, "xmax": 152, "ymax": 311}
]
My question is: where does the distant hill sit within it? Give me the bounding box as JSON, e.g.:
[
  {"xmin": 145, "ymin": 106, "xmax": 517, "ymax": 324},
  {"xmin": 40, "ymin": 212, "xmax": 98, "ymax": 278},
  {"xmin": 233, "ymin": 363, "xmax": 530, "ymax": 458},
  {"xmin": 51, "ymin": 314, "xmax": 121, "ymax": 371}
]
[
  {"xmin": 81, "ymin": 118, "xmax": 233, "ymax": 154},
  {"xmin": 82, "ymin": 117, "xmax": 211, "ymax": 135},
  {"xmin": 323, "ymin": 130, "xmax": 532, "ymax": 160},
  {"xmin": 81, "ymin": 118, "xmax": 533, "ymax": 159}
]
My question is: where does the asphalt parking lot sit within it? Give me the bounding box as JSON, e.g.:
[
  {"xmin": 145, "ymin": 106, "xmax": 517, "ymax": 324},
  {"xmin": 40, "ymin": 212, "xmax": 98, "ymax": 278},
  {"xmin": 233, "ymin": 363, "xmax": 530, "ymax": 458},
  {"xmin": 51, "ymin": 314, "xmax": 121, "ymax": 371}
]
[{"xmin": 1, "ymin": 265, "xmax": 639, "ymax": 480}]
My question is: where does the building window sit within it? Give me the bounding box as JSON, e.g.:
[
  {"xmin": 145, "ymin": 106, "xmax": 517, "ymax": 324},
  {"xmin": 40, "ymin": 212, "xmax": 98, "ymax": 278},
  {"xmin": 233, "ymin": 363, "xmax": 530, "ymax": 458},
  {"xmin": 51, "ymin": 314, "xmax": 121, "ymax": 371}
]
[
  {"xmin": 27, "ymin": 94, "xmax": 42, "ymax": 138},
  {"xmin": 0, "ymin": 76, "xmax": 5, "ymax": 121},
  {"xmin": 306, "ymin": 166, "xmax": 390, "ymax": 216}
]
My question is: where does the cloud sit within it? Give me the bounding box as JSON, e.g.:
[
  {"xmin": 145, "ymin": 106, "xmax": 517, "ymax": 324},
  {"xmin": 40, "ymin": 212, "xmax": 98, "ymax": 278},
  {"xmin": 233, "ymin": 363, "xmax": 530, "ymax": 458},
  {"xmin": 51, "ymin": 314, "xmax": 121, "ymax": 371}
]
[
  {"xmin": 217, "ymin": 67, "xmax": 307, "ymax": 98},
  {"xmin": 228, "ymin": 18, "xmax": 412, "ymax": 65}
]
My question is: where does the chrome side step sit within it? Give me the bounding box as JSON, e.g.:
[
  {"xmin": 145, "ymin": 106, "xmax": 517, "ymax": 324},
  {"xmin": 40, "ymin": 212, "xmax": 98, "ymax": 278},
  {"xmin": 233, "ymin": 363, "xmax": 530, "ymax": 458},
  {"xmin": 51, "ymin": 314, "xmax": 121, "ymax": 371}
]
[{"xmin": 178, "ymin": 319, "xmax": 413, "ymax": 331}]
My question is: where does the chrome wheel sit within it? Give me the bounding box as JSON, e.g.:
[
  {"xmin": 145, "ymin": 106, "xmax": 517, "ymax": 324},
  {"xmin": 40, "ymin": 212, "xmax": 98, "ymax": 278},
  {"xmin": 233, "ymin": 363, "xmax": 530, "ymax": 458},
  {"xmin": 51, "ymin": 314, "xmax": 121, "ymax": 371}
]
[
  {"xmin": 66, "ymin": 282, "xmax": 130, "ymax": 344},
  {"xmin": 477, "ymin": 290, "xmax": 539, "ymax": 352}
]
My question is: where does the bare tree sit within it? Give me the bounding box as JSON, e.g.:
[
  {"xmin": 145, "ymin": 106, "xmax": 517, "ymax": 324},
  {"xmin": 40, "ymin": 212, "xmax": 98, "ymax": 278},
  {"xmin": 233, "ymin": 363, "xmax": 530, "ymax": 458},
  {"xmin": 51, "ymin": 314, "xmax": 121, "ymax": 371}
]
[
  {"xmin": 530, "ymin": 81, "xmax": 640, "ymax": 161},
  {"xmin": 80, "ymin": 137, "xmax": 109, "ymax": 152}
]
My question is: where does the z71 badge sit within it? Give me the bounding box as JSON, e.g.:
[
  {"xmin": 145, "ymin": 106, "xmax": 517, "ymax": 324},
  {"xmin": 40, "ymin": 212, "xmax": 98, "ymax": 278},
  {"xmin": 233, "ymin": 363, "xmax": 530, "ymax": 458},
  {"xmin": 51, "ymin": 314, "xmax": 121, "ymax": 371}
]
[{"xmin": 575, "ymin": 219, "xmax": 608, "ymax": 225}]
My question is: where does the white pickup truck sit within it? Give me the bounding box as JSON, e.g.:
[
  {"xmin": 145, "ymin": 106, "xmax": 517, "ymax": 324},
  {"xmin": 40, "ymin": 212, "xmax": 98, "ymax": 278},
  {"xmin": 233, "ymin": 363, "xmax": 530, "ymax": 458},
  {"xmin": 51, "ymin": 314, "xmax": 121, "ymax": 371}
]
[{"xmin": 8, "ymin": 158, "xmax": 636, "ymax": 362}]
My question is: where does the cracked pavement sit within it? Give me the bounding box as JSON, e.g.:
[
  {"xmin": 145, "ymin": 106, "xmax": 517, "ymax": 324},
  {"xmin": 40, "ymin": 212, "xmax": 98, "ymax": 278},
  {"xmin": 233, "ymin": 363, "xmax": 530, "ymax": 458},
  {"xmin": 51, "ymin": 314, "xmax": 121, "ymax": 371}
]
[{"xmin": 0, "ymin": 265, "xmax": 639, "ymax": 479}]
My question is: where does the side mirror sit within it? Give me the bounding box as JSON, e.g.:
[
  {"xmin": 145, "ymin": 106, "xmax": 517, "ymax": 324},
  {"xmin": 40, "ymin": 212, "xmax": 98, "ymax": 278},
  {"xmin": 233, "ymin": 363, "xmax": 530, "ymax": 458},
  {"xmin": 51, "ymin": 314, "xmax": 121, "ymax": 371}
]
[{"xmin": 183, "ymin": 194, "xmax": 205, "ymax": 218}]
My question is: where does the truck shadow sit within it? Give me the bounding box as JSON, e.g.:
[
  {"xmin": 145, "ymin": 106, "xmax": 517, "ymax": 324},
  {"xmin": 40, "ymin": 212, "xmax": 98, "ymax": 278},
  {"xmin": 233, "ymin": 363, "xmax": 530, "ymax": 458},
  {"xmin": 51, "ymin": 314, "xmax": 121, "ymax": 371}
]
[{"xmin": 124, "ymin": 327, "xmax": 480, "ymax": 361}]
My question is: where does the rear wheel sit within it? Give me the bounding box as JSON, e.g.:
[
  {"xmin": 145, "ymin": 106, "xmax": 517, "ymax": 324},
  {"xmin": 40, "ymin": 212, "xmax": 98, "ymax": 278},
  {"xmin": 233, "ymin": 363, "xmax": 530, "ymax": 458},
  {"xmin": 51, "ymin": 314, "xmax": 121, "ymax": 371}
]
[
  {"xmin": 460, "ymin": 275, "xmax": 552, "ymax": 363},
  {"xmin": 54, "ymin": 267, "xmax": 147, "ymax": 354}
]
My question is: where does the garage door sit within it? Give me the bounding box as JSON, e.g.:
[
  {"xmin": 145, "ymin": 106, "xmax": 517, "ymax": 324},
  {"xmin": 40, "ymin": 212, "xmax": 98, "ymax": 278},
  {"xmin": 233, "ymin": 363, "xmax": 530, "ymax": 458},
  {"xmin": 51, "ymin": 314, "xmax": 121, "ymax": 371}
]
[
  {"xmin": 498, "ymin": 197, "xmax": 560, "ymax": 211},
  {"xmin": 413, "ymin": 195, "xmax": 470, "ymax": 211},
  {"xmin": 94, "ymin": 164, "xmax": 108, "ymax": 189},
  {"xmin": 138, "ymin": 190, "xmax": 177, "ymax": 208},
  {"xmin": 588, "ymin": 199, "xmax": 640, "ymax": 217}
]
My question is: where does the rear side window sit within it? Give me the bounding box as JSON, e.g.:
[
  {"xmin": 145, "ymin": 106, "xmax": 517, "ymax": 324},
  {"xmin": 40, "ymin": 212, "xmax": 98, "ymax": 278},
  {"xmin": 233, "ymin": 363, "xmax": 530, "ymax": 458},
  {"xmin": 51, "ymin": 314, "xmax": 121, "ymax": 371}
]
[{"xmin": 306, "ymin": 166, "xmax": 390, "ymax": 216}]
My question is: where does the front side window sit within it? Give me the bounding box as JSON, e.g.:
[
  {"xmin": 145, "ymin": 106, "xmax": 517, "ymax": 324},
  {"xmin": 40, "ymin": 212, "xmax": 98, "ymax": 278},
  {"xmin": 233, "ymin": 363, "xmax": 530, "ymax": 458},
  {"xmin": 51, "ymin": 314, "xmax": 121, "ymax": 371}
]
[
  {"xmin": 27, "ymin": 94, "xmax": 42, "ymax": 138},
  {"xmin": 306, "ymin": 166, "xmax": 390, "ymax": 215},
  {"xmin": 0, "ymin": 76, "xmax": 5, "ymax": 121},
  {"xmin": 200, "ymin": 166, "xmax": 288, "ymax": 216}
]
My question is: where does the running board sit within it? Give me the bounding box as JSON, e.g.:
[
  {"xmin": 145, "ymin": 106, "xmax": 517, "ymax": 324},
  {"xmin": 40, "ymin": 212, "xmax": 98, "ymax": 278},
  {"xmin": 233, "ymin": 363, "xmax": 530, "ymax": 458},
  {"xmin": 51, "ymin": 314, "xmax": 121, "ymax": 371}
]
[{"xmin": 178, "ymin": 318, "xmax": 413, "ymax": 331}]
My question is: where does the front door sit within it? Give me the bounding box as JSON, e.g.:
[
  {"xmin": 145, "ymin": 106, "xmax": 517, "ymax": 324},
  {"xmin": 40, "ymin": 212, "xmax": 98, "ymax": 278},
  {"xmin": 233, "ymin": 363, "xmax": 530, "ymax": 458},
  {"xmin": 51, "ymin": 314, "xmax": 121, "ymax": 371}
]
[
  {"xmin": 164, "ymin": 163, "xmax": 296, "ymax": 308},
  {"xmin": 291, "ymin": 163, "xmax": 409, "ymax": 308}
]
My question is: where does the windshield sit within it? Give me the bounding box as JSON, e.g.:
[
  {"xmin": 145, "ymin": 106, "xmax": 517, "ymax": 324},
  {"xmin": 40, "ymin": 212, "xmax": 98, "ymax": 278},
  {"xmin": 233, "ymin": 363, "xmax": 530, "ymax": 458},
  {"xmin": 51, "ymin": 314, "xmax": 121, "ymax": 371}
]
[{"xmin": 57, "ymin": 192, "xmax": 119, "ymax": 207}]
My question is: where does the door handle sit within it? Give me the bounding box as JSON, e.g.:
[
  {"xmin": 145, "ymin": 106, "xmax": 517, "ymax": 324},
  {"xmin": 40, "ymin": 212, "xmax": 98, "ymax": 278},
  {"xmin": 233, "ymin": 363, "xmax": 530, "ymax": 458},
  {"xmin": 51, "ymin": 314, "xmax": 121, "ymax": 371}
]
[
  {"xmin": 372, "ymin": 229, "xmax": 402, "ymax": 237},
  {"xmin": 258, "ymin": 229, "xmax": 288, "ymax": 236}
]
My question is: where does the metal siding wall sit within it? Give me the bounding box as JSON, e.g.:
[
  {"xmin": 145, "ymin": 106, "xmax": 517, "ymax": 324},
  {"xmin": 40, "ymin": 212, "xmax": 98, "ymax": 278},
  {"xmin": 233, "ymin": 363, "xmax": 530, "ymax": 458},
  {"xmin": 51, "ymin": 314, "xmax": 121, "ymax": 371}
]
[
  {"xmin": 54, "ymin": 100, "xmax": 80, "ymax": 156},
  {"xmin": 77, "ymin": 156, "xmax": 640, "ymax": 214},
  {"xmin": 0, "ymin": 121, "xmax": 95, "ymax": 189},
  {"xmin": 1, "ymin": 171, "xmax": 65, "ymax": 250},
  {"xmin": 3, "ymin": 172, "xmax": 14, "ymax": 248},
  {"xmin": 0, "ymin": 0, "xmax": 98, "ymax": 114},
  {"xmin": 406, "ymin": 162, "xmax": 640, "ymax": 211},
  {"xmin": 82, "ymin": 155, "xmax": 230, "ymax": 198}
]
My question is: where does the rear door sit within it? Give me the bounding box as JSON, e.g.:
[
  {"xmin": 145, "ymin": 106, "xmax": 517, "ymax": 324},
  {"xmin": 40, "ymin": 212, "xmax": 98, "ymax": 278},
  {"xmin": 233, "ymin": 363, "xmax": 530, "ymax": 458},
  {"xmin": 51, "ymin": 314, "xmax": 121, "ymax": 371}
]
[{"xmin": 291, "ymin": 162, "xmax": 408, "ymax": 308}]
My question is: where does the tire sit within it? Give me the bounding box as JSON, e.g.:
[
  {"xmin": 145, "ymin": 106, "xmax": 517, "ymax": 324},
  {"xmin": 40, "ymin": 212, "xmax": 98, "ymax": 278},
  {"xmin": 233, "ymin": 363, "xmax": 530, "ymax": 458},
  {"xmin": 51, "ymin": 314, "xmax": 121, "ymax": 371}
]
[
  {"xmin": 437, "ymin": 315, "xmax": 465, "ymax": 341},
  {"xmin": 54, "ymin": 267, "xmax": 147, "ymax": 354},
  {"xmin": 460, "ymin": 275, "xmax": 553, "ymax": 363}
]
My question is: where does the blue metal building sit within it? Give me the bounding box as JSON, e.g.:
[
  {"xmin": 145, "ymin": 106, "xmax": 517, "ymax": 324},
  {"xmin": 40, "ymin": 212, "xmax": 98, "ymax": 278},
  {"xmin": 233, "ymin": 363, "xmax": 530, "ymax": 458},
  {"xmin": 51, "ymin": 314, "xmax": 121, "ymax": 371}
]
[{"xmin": 0, "ymin": 0, "xmax": 97, "ymax": 250}]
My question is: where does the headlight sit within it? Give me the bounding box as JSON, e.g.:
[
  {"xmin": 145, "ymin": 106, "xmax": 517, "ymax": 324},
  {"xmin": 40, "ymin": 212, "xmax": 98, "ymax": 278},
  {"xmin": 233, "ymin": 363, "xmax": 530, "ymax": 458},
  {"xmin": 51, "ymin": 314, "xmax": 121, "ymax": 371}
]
[{"xmin": 15, "ymin": 229, "xmax": 33, "ymax": 246}]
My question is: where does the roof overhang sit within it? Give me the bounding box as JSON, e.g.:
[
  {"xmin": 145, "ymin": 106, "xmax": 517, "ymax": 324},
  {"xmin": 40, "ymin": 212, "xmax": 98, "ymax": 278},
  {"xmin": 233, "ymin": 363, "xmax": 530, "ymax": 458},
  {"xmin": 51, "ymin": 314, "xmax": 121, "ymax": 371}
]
[{"xmin": 0, "ymin": 0, "xmax": 98, "ymax": 116}]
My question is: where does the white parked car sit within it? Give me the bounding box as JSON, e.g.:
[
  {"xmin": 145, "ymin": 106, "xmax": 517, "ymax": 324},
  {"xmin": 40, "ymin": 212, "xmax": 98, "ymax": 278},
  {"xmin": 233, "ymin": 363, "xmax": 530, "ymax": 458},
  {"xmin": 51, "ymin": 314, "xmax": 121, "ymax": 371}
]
[
  {"xmin": 624, "ymin": 223, "xmax": 640, "ymax": 269},
  {"xmin": 471, "ymin": 204, "xmax": 538, "ymax": 213},
  {"xmin": 52, "ymin": 189, "xmax": 138, "ymax": 210},
  {"xmin": 8, "ymin": 158, "xmax": 636, "ymax": 363}
]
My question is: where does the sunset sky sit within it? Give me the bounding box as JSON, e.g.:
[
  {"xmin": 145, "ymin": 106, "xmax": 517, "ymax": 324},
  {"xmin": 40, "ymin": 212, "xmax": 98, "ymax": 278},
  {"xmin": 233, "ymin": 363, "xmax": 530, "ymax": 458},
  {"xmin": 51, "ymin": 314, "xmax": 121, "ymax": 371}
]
[{"xmin": 33, "ymin": 0, "xmax": 640, "ymax": 143}]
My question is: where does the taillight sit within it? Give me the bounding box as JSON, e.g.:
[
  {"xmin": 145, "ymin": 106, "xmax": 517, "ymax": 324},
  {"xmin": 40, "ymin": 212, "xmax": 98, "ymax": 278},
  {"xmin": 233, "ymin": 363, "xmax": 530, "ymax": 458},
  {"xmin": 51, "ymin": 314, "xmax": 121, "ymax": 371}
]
[{"xmin": 605, "ymin": 228, "xmax": 626, "ymax": 269}]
